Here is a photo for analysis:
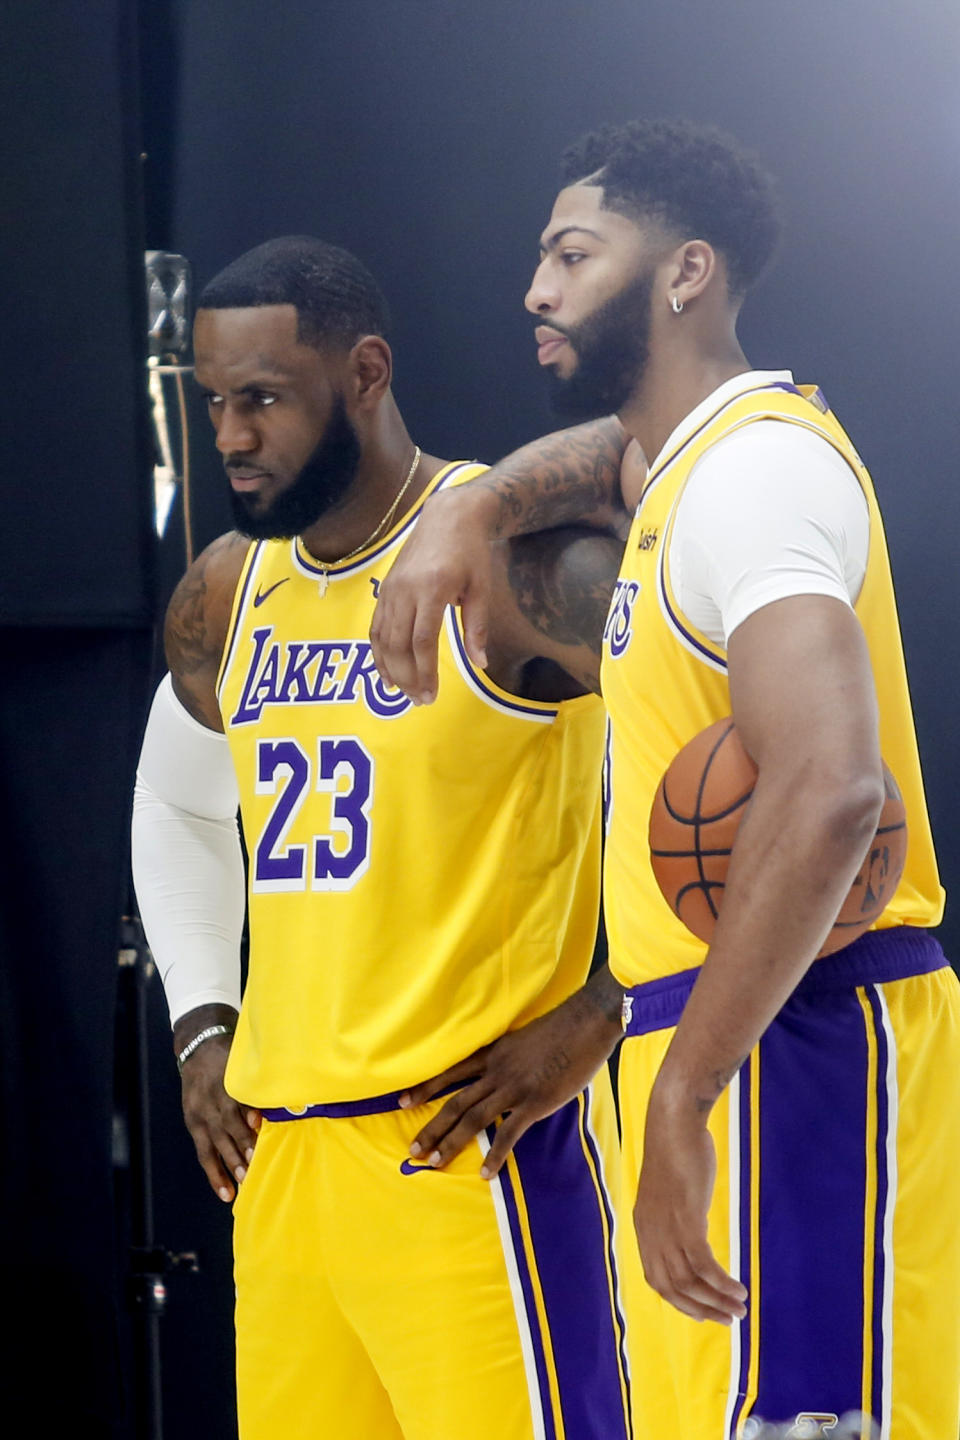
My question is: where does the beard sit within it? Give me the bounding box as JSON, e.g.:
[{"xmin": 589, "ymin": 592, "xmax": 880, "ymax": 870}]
[
  {"xmin": 543, "ymin": 269, "xmax": 654, "ymax": 423},
  {"xmin": 228, "ymin": 395, "xmax": 361, "ymax": 541}
]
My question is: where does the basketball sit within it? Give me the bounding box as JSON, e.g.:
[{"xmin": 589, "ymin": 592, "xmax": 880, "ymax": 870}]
[{"xmin": 648, "ymin": 717, "xmax": 908, "ymax": 957}]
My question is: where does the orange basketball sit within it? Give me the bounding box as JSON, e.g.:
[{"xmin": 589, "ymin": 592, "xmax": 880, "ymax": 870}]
[{"xmin": 648, "ymin": 717, "xmax": 907, "ymax": 957}]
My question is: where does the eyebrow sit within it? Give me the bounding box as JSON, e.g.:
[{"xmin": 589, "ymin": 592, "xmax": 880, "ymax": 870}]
[
  {"xmin": 192, "ymin": 375, "xmax": 288, "ymax": 394},
  {"xmin": 539, "ymin": 225, "xmax": 606, "ymax": 255}
]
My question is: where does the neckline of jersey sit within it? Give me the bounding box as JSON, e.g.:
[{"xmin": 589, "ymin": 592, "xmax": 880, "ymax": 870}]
[
  {"xmin": 292, "ymin": 460, "xmax": 474, "ymax": 579},
  {"xmin": 643, "ymin": 369, "xmax": 796, "ymax": 493}
]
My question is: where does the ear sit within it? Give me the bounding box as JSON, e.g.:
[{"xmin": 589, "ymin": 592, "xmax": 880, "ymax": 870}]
[
  {"xmin": 665, "ymin": 239, "xmax": 718, "ymax": 310},
  {"xmin": 347, "ymin": 335, "xmax": 392, "ymax": 411}
]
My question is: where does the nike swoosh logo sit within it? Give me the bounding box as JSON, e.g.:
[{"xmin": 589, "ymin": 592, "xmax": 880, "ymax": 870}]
[
  {"xmin": 253, "ymin": 578, "xmax": 289, "ymax": 607},
  {"xmin": 399, "ymin": 1158, "xmax": 437, "ymax": 1176},
  {"xmin": 370, "ymin": 577, "xmax": 381, "ymax": 598}
]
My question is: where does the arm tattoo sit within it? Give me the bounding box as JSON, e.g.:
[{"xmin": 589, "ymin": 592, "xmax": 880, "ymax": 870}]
[
  {"xmin": 507, "ymin": 530, "xmax": 621, "ymax": 655},
  {"xmin": 164, "ymin": 533, "xmax": 248, "ymax": 723},
  {"xmin": 479, "ymin": 418, "xmax": 628, "ymax": 538},
  {"xmin": 694, "ymin": 1056, "xmax": 750, "ymax": 1115},
  {"xmin": 166, "ymin": 561, "xmax": 220, "ymax": 680}
]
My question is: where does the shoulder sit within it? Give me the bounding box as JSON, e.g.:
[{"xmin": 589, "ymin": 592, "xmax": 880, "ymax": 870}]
[{"xmin": 164, "ymin": 532, "xmax": 252, "ymax": 726}]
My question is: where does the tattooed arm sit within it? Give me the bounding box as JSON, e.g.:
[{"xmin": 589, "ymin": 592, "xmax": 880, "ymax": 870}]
[
  {"xmin": 483, "ymin": 527, "xmax": 624, "ymax": 698},
  {"xmin": 164, "ymin": 531, "xmax": 251, "ymax": 730},
  {"xmin": 456, "ymin": 414, "xmax": 630, "ymax": 538},
  {"xmin": 370, "ymin": 417, "xmax": 634, "ymax": 703},
  {"xmin": 133, "ymin": 531, "xmax": 257, "ymax": 1203}
]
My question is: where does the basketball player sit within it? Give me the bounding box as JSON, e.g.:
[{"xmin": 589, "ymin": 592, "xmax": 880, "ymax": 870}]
[
  {"xmin": 131, "ymin": 236, "xmax": 635, "ymax": 1440},
  {"xmin": 371, "ymin": 122, "xmax": 960, "ymax": 1438}
]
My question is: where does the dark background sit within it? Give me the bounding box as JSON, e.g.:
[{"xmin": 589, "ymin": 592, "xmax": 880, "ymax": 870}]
[{"xmin": 2, "ymin": 1, "xmax": 957, "ymax": 1436}]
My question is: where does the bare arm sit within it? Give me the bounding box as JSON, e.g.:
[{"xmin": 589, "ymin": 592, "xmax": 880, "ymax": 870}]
[
  {"xmin": 461, "ymin": 414, "xmax": 630, "ymax": 538},
  {"xmin": 371, "ymin": 417, "xmax": 632, "ymax": 703},
  {"xmin": 164, "ymin": 530, "xmax": 250, "ymax": 729},
  {"xmin": 634, "ymin": 595, "xmax": 885, "ymax": 1324}
]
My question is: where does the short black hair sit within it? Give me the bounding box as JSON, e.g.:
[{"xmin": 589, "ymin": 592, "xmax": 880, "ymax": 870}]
[
  {"xmin": 561, "ymin": 119, "xmax": 780, "ymax": 297},
  {"xmin": 197, "ymin": 235, "xmax": 390, "ymax": 349}
]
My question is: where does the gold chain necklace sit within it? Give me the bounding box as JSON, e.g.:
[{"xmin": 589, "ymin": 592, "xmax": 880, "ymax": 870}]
[{"xmin": 313, "ymin": 445, "xmax": 421, "ymax": 596}]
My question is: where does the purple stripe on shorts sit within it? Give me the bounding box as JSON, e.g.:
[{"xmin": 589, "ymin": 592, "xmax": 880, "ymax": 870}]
[
  {"xmin": 578, "ymin": 1087, "xmax": 633, "ymax": 1435},
  {"xmin": 494, "ymin": 1128, "xmax": 558, "ymax": 1440},
  {"xmin": 509, "ymin": 1096, "xmax": 631, "ymax": 1438},
  {"xmin": 658, "ymin": 541, "xmax": 729, "ymax": 668},
  {"xmin": 729, "ymin": 1059, "xmax": 754, "ymax": 1436},
  {"xmin": 751, "ymin": 984, "xmax": 870, "ymax": 1424},
  {"xmin": 865, "ymin": 985, "xmax": 890, "ymax": 1429}
]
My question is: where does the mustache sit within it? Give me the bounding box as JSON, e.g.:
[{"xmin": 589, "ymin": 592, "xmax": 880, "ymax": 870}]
[
  {"xmin": 226, "ymin": 460, "xmax": 273, "ymax": 479},
  {"xmin": 534, "ymin": 320, "xmax": 575, "ymax": 342}
]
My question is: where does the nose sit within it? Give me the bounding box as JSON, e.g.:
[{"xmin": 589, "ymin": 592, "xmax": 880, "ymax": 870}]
[
  {"xmin": 213, "ymin": 402, "xmax": 258, "ymax": 456},
  {"xmin": 524, "ymin": 258, "xmax": 561, "ymax": 315}
]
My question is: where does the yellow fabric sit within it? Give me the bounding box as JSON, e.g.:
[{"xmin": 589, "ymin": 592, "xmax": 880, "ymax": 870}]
[
  {"xmin": 233, "ymin": 1075, "xmax": 626, "ymax": 1440},
  {"xmin": 600, "ymin": 380, "xmax": 944, "ymax": 989},
  {"xmin": 616, "ymin": 966, "xmax": 960, "ymax": 1438},
  {"xmin": 217, "ymin": 461, "xmax": 605, "ymax": 1106}
]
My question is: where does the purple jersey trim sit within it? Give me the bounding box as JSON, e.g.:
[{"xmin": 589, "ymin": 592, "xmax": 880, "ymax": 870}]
[
  {"xmin": 446, "ymin": 606, "xmax": 560, "ymax": 720},
  {"xmin": 622, "ymin": 927, "xmax": 947, "ymax": 1036},
  {"xmin": 260, "ymin": 1077, "xmax": 469, "ymax": 1121},
  {"xmin": 292, "ymin": 461, "xmax": 475, "ymax": 580},
  {"xmin": 216, "ymin": 541, "xmax": 264, "ymax": 704},
  {"xmin": 640, "ymin": 382, "xmax": 805, "ymax": 510},
  {"xmin": 865, "ymin": 985, "xmax": 891, "ymax": 1429},
  {"xmin": 657, "ymin": 533, "xmax": 729, "ymax": 669}
]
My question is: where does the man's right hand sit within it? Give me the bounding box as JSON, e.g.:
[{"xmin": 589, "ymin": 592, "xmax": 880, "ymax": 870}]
[
  {"xmin": 370, "ymin": 417, "xmax": 630, "ymax": 703},
  {"xmin": 371, "ymin": 485, "xmax": 496, "ymax": 704},
  {"xmin": 174, "ymin": 1005, "xmax": 260, "ymax": 1202}
]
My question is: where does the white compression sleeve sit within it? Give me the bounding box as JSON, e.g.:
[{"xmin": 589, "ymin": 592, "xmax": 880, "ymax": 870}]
[{"xmin": 131, "ymin": 674, "xmax": 244, "ymax": 1025}]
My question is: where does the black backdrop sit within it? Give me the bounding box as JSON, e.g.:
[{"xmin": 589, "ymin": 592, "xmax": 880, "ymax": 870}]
[
  {"xmin": 2, "ymin": 2, "xmax": 957, "ymax": 1437},
  {"xmin": 0, "ymin": 2, "xmax": 154, "ymax": 1434}
]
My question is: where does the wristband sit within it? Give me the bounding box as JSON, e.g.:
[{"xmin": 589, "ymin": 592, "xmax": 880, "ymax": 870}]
[{"xmin": 177, "ymin": 1024, "xmax": 234, "ymax": 1074}]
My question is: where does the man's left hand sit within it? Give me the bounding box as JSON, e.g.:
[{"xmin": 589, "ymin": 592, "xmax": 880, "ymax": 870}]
[
  {"xmin": 633, "ymin": 1087, "xmax": 748, "ymax": 1325},
  {"xmin": 399, "ymin": 969, "xmax": 624, "ymax": 1177}
]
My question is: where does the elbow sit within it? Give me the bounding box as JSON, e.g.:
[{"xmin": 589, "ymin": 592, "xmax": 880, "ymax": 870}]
[{"xmin": 822, "ymin": 765, "xmax": 886, "ymax": 854}]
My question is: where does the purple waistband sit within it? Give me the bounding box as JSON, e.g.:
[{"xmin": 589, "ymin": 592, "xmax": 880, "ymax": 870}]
[
  {"xmin": 260, "ymin": 1078, "xmax": 468, "ymax": 1123},
  {"xmin": 621, "ymin": 926, "xmax": 948, "ymax": 1038}
]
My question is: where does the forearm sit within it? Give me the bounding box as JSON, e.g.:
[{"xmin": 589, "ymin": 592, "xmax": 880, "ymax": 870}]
[
  {"xmin": 447, "ymin": 416, "xmax": 628, "ymax": 542},
  {"xmin": 654, "ymin": 768, "xmax": 882, "ymax": 1117}
]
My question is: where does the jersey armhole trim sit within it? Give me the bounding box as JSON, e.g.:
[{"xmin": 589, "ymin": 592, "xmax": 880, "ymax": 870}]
[
  {"xmin": 443, "ymin": 607, "xmax": 560, "ymax": 723},
  {"xmin": 216, "ymin": 541, "xmax": 265, "ymax": 703}
]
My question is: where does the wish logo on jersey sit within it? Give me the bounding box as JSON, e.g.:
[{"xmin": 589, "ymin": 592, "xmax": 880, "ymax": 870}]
[
  {"xmin": 603, "ymin": 579, "xmax": 640, "ymax": 659},
  {"xmin": 231, "ymin": 625, "xmax": 414, "ymax": 725}
]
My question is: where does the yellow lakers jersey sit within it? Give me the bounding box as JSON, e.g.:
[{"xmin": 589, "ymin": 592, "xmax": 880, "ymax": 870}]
[
  {"xmin": 601, "ymin": 377, "xmax": 944, "ymax": 989},
  {"xmin": 217, "ymin": 462, "xmax": 605, "ymax": 1106}
]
